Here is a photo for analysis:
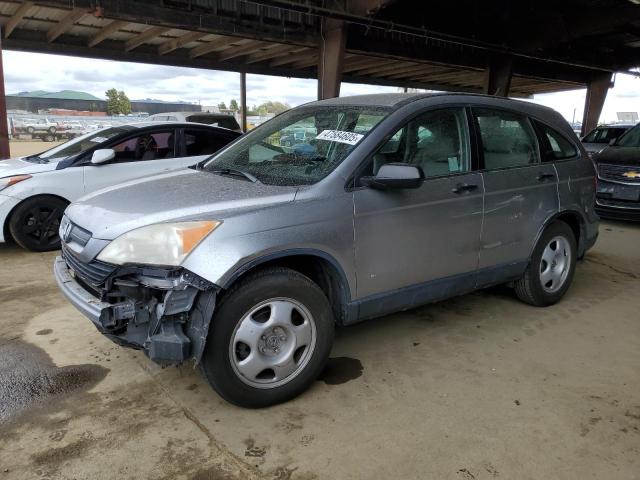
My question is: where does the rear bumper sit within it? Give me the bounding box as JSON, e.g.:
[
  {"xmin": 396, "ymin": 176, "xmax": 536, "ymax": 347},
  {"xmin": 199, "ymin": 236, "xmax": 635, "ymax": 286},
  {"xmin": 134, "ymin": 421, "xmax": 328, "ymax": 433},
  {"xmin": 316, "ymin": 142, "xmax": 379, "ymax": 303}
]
[{"xmin": 54, "ymin": 255, "xmax": 218, "ymax": 364}]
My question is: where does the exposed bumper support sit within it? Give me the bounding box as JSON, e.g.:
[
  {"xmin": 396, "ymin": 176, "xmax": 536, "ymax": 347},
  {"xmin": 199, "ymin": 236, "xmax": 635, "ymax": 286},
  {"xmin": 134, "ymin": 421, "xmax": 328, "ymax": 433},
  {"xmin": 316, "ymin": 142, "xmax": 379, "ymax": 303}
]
[{"xmin": 54, "ymin": 256, "xmax": 218, "ymax": 365}]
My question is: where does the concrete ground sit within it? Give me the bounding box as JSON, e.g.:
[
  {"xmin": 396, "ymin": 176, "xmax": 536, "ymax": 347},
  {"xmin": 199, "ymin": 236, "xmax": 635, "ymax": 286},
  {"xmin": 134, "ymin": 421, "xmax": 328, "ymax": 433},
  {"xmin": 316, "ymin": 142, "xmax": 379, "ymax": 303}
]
[{"xmin": 0, "ymin": 220, "xmax": 639, "ymax": 480}]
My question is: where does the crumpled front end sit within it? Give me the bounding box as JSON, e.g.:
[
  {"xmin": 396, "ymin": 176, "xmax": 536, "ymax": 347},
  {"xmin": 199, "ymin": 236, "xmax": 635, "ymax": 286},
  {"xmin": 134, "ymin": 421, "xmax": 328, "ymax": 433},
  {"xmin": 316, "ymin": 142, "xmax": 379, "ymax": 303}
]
[{"xmin": 54, "ymin": 244, "xmax": 218, "ymax": 365}]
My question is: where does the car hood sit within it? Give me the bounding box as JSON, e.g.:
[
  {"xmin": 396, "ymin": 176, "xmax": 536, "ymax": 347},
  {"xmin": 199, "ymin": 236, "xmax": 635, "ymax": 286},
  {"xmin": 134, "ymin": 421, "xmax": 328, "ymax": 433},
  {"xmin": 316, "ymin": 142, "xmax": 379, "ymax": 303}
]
[
  {"xmin": 66, "ymin": 169, "xmax": 299, "ymax": 240},
  {"xmin": 594, "ymin": 146, "xmax": 640, "ymax": 166},
  {"xmin": 0, "ymin": 157, "xmax": 60, "ymax": 176}
]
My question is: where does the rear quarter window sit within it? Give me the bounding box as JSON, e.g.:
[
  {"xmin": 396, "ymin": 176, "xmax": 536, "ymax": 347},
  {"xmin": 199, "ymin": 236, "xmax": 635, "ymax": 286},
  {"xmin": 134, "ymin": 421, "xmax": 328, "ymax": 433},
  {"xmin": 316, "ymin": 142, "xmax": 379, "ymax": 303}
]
[{"xmin": 535, "ymin": 121, "xmax": 578, "ymax": 161}]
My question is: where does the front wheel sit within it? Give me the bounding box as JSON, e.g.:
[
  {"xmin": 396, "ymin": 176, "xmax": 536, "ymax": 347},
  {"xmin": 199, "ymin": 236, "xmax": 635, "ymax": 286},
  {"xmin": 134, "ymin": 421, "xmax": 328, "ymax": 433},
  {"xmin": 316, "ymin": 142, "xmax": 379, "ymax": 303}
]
[
  {"xmin": 200, "ymin": 267, "xmax": 334, "ymax": 408},
  {"xmin": 514, "ymin": 220, "xmax": 577, "ymax": 306},
  {"xmin": 8, "ymin": 196, "xmax": 68, "ymax": 251}
]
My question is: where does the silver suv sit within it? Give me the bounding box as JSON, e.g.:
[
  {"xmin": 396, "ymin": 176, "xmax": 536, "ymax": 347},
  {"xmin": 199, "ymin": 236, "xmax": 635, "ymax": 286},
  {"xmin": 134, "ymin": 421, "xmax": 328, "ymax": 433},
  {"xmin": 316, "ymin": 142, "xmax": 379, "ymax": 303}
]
[{"xmin": 55, "ymin": 93, "xmax": 598, "ymax": 407}]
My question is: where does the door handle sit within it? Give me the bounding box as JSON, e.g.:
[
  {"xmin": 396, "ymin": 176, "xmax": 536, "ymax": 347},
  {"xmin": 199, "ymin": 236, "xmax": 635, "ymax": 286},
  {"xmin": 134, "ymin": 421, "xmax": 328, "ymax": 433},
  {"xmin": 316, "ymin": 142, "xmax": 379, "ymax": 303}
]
[
  {"xmin": 452, "ymin": 183, "xmax": 478, "ymax": 194},
  {"xmin": 537, "ymin": 173, "xmax": 555, "ymax": 182}
]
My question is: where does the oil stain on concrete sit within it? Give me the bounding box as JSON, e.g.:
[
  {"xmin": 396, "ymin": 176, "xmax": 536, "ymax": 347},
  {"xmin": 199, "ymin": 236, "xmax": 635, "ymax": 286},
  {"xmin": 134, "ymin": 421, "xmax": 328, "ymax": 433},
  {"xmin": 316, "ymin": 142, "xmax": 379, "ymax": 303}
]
[
  {"xmin": 316, "ymin": 357, "xmax": 363, "ymax": 385},
  {"xmin": 0, "ymin": 339, "xmax": 108, "ymax": 425}
]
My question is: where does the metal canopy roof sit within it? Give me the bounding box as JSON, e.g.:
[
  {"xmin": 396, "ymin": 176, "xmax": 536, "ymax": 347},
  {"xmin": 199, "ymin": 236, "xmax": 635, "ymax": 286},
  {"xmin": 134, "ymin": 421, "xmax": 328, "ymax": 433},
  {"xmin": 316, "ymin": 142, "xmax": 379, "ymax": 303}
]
[{"xmin": 1, "ymin": 0, "xmax": 639, "ymax": 96}]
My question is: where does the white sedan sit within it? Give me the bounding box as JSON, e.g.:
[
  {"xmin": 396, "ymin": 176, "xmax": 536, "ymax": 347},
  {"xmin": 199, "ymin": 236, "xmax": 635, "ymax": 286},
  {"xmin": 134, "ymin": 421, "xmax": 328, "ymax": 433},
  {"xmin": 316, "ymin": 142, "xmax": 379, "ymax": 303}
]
[{"xmin": 0, "ymin": 121, "xmax": 240, "ymax": 251}]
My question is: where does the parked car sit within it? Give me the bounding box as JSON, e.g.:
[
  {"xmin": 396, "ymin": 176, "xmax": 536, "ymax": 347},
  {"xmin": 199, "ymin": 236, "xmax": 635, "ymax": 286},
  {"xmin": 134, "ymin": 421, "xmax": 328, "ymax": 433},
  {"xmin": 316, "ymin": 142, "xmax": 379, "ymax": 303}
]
[
  {"xmin": 54, "ymin": 93, "xmax": 598, "ymax": 407},
  {"xmin": 593, "ymin": 123, "xmax": 640, "ymax": 220},
  {"xmin": 59, "ymin": 121, "xmax": 86, "ymax": 138},
  {"xmin": 582, "ymin": 123, "xmax": 635, "ymax": 155},
  {"xmin": 0, "ymin": 122, "xmax": 240, "ymax": 251},
  {"xmin": 148, "ymin": 111, "xmax": 241, "ymax": 132},
  {"xmin": 14, "ymin": 117, "xmax": 59, "ymax": 135}
]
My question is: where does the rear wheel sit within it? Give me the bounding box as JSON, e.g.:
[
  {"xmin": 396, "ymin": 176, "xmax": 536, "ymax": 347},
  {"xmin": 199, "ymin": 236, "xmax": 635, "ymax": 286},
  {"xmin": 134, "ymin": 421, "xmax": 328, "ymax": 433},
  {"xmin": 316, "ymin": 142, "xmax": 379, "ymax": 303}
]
[
  {"xmin": 514, "ymin": 221, "xmax": 576, "ymax": 306},
  {"xmin": 200, "ymin": 267, "xmax": 334, "ymax": 408},
  {"xmin": 8, "ymin": 196, "xmax": 68, "ymax": 252}
]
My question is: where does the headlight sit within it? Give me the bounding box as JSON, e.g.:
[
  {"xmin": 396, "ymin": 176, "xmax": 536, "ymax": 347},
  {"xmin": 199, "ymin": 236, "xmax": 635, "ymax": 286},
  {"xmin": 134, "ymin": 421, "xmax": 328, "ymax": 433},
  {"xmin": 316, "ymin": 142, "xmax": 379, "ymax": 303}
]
[
  {"xmin": 97, "ymin": 220, "xmax": 221, "ymax": 266},
  {"xmin": 0, "ymin": 175, "xmax": 31, "ymax": 191}
]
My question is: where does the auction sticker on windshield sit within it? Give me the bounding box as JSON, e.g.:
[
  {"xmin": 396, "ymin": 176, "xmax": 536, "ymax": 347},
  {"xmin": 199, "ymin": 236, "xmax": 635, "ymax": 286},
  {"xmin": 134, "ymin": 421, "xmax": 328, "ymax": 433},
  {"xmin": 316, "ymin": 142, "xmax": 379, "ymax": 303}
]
[{"xmin": 316, "ymin": 130, "xmax": 364, "ymax": 145}]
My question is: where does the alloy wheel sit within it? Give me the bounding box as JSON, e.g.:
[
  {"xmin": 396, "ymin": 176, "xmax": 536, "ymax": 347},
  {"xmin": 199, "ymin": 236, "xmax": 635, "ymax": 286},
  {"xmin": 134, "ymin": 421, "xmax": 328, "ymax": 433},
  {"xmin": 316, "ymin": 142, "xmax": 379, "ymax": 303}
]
[{"xmin": 21, "ymin": 206, "xmax": 62, "ymax": 248}]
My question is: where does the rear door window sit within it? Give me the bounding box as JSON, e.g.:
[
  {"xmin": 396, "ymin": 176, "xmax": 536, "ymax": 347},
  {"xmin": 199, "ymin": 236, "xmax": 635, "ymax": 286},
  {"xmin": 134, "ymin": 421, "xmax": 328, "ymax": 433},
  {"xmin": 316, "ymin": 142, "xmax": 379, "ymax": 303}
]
[
  {"xmin": 474, "ymin": 108, "xmax": 539, "ymax": 170},
  {"xmin": 184, "ymin": 129, "xmax": 234, "ymax": 156}
]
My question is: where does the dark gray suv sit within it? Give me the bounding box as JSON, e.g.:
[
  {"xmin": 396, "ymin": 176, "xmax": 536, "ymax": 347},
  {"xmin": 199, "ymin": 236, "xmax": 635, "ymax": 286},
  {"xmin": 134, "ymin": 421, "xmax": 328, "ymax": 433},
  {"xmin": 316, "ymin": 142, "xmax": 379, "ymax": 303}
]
[{"xmin": 55, "ymin": 93, "xmax": 599, "ymax": 407}]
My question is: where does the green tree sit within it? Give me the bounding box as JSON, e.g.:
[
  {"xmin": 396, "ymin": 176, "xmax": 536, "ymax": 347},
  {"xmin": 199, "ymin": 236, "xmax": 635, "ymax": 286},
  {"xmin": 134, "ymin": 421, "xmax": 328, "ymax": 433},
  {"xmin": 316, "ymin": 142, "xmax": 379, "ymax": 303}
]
[
  {"xmin": 218, "ymin": 101, "xmax": 227, "ymax": 110},
  {"xmin": 229, "ymin": 99, "xmax": 239, "ymax": 112},
  {"xmin": 105, "ymin": 88, "xmax": 132, "ymax": 115},
  {"xmin": 105, "ymin": 88, "xmax": 120, "ymax": 115},
  {"xmin": 260, "ymin": 101, "xmax": 290, "ymax": 114},
  {"xmin": 257, "ymin": 105, "xmax": 268, "ymax": 117},
  {"xmin": 118, "ymin": 90, "xmax": 132, "ymax": 115}
]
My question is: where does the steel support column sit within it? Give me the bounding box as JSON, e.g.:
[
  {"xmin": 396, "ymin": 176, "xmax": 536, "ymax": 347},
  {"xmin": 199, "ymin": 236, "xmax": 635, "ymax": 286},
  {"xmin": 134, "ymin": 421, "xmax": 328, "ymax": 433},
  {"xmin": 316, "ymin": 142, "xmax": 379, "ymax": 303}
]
[
  {"xmin": 0, "ymin": 31, "xmax": 9, "ymax": 159},
  {"xmin": 240, "ymin": 71, "xmax": 247, "ymax": 133},
  {"xmin": 317, "ymin": 18, "xmax": 346, "ymax": 100},
  {"xmin": 581, "ymin": 72, "xmax": 613, "ymax": 136},
  {"xmin": 483, "ymin": 54, "xmax": 513, "ymax": 97}
]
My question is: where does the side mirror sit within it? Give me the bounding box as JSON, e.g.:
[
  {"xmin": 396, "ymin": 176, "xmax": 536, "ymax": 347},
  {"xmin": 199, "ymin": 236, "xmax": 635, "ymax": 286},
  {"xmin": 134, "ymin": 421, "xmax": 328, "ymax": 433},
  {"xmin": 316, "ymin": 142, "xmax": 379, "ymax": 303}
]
[
  {"xmin": 90, "ymin": 148, "xmax": 115, "ymax": 165},
  {"xmin": 360, "ymin": 163, "xmax": 424, "ymax": 190}
]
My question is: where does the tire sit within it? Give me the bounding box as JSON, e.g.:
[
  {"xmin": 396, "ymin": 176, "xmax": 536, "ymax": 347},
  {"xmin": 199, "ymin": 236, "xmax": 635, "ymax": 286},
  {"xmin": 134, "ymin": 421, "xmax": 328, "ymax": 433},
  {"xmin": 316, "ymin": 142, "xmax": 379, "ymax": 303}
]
[
  {"xmin": 200, "ymin": 267, "xmax": 334, "ymax": 408},
  {"xmin": 514, "ymin": 220, "xmax": 577, "ymax": 307},
  {"xmin": 26, "ymin": 126, "xmax": 35, "ymax": 134},
  {"xmin": 48, "ymin": 126, "xmax": 57, "ymax": 134},
  {"xmin": 8, "ymin": 196, "xmax": 68, "ymax": 252},
  {"xmin": 44, "ymin": 135, "xmax": 55, "ymax": 142}
]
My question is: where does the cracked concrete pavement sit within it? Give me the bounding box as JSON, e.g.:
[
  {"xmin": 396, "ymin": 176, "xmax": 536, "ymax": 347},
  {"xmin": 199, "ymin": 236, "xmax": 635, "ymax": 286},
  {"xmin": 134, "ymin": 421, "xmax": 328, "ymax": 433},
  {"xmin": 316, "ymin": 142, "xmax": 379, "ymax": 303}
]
[{"xmin": 0, "ymin": 220, "xmax": 639, "ymax": 479}]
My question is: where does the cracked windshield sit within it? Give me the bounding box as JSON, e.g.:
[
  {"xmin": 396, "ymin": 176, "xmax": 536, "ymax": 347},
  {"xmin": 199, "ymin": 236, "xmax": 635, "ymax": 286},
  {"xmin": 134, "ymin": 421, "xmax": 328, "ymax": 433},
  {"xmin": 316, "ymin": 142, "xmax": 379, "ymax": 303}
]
[{"xmin": 203, "ymin": 106, "xmax": 390, "ymax": 185}]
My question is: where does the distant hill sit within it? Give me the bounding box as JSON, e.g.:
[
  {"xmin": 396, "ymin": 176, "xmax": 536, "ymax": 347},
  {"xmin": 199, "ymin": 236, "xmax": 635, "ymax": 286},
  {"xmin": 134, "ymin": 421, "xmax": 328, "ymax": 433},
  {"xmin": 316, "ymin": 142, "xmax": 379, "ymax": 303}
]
[{"xmin": 10, "ymin": 90, "xmax": 103, "ymax": 101}]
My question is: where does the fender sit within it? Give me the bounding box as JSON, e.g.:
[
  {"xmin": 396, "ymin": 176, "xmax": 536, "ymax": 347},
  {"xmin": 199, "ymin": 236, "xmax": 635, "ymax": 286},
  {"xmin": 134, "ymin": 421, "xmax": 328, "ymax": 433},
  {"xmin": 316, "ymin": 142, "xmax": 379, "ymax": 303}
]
[
  {"xmin": 3, "ymin": 193, "xmax": 71, "ymax": 241},
  {"xmin": 222, "ymin": 247, "xmax": 352, "ymax": 299},
  {"xmin": 528, "ymin": 209, "xmax": 586, "ymax": 262},
  {"xmin": 220, "ymin": 247, "xmax": 355, "ymax": 325}
]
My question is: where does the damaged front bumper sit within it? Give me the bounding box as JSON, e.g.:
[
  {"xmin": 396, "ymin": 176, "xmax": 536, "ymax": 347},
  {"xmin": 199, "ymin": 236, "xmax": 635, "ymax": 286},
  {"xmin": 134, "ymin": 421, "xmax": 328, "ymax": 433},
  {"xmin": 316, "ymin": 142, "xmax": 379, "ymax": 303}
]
[{"xmin": 54, "ymin": 255, "xmax": 218, "ymax": 365}]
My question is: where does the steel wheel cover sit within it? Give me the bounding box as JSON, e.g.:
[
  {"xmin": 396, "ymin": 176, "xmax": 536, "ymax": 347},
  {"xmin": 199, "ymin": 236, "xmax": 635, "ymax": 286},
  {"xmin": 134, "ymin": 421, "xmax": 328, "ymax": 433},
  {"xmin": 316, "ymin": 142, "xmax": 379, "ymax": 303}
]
[
  {"xmin": 229, "ymin": 297, "xmax": 317, "ymax": 389},
  {"xmin": 539, "ymin": 235, "xmax": 571, "ymax": 293}
]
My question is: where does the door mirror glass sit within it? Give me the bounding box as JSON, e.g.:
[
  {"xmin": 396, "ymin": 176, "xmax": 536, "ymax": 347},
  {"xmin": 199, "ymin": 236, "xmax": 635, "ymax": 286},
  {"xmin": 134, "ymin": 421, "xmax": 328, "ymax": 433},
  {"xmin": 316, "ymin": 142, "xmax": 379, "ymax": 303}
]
[
  {"xmin": 90, "ymin": 148, "xmax": 115, "ymax": 165},
  {"xmin": 360, "ymin": 163, "xmax": 424, "ymax": 190}
]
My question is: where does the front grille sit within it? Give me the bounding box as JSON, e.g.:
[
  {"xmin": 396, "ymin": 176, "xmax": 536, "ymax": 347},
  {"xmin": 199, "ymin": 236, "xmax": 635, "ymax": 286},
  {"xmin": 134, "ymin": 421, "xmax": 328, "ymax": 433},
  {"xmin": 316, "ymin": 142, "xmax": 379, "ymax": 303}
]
[
  {"xmin": 61, "ymin": 245, "xmax": 117, "ymax": 287},
  {"xmin": 597, "ymin": 163, "xmax": 640, "ymax": 183},
  {"xmin": 60, "ymin": 217, "xmax": 91, "ymax": 247},
  {"xmin": 68, "ymin": 223, "xmax": 91, "ymax": 246}
]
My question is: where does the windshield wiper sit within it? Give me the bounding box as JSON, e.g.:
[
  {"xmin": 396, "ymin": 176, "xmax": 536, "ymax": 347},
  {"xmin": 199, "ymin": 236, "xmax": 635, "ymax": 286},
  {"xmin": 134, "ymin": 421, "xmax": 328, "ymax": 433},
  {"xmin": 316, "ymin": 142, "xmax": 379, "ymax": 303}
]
[
  {"xmin": 209, "ymin": 168, "xmax": 258, "ymax": 183},
  {"xmin": 23, "ymin": 154, "xmax": 48, "ymax": 164}
]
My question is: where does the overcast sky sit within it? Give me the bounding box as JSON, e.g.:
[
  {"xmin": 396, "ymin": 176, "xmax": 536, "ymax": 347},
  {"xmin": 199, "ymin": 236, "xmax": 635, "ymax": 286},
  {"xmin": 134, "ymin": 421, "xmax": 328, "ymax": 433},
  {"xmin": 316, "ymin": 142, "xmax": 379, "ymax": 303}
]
[{"xmin": 4, "ymin": 51, "xmax": 640, "ymax": 124}]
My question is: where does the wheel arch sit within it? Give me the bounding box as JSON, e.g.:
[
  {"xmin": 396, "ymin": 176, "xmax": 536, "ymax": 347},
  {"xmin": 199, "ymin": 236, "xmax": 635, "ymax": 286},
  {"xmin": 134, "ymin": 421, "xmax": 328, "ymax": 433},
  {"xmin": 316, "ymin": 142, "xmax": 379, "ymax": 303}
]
[
  {"xmin": 220, "ymin": 249, "xmax": 353, "ymax": 325},
  {"xmin": 3, "ymin": 193, "xmax": 70, "ymax": 243},
  {"xmin": 530, "ymin": 209, "xmax": 585, "ymax": 262}
]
